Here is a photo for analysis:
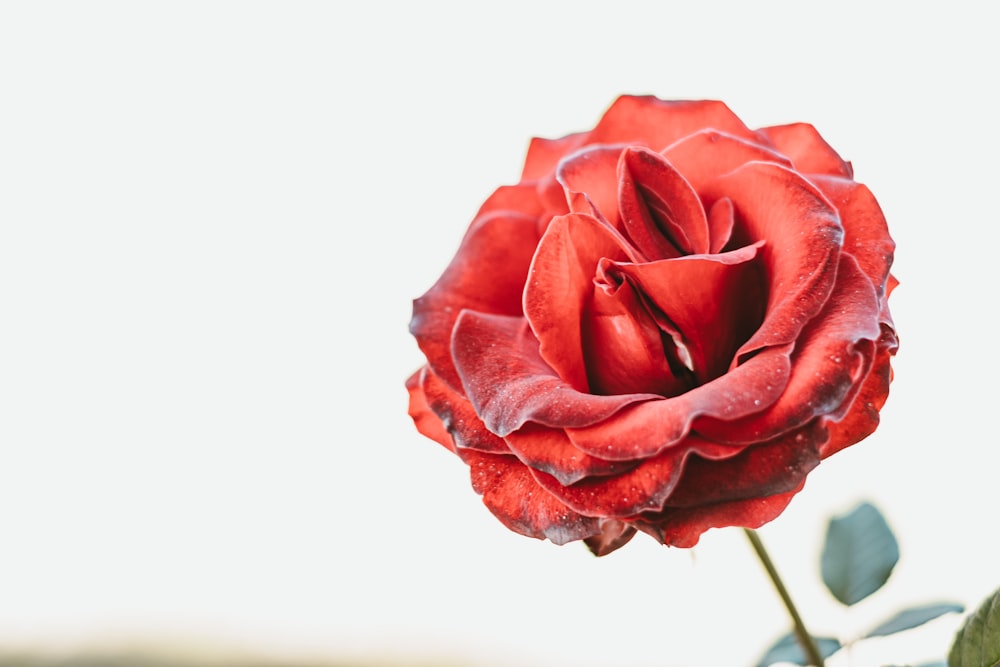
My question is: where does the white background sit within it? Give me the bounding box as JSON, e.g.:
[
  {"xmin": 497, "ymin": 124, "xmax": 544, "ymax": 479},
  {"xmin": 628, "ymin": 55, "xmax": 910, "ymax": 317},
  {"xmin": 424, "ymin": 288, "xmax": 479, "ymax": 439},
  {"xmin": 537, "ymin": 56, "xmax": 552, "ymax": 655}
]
[{"xmin": 1, "ymin": 2, "xmax": 997, "ymax": 666}]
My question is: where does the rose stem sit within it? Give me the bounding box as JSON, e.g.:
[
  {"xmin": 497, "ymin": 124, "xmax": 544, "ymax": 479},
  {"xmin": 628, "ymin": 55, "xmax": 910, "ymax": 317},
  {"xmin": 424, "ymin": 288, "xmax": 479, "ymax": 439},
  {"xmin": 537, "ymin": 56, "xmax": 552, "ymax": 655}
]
[{"xmin": 743, "ymin": 528, "xmax": 825, "ymax": 667}]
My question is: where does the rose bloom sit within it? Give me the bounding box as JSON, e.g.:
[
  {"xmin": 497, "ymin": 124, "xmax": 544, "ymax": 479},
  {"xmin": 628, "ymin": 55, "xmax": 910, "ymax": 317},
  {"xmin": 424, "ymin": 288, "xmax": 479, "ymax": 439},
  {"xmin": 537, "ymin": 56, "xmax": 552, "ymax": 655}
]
[{"xmin": 406, "ymin": 95, "xmax": 896, "ymax": 556}]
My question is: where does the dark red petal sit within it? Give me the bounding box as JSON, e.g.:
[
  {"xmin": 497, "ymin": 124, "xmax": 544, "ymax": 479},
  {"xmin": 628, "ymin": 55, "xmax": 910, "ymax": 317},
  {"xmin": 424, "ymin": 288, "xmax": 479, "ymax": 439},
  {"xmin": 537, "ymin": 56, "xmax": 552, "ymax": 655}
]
[
  {"xmin": 504, "ymin": 424, "xmax": 637, "ymax": 486},
  {"xmin": 661, "ymin": 421, "xmax": 823, "ymax": 508},
  {"xmin": 702, "ymin": 162, "xmax": 844, "ymax": 363},
  {"xmin": 821, "ymin": 323, "xmax": 897, "ymax": 458},
  {"xmin": 523, "ymin": 212, "xmax": 635, "ymax": 392},
  {"xmin": 584, "ymin": 519, "xmax": 638, "ymax": 557},
  {"xmin": 661, "ymin": 130, "xmax": 792, "ymax": 196},
  {"xmin": 634, "ymin": 484, "xmax": 804, "ymax": 548},
  {"xmin": 420, "ymin": 365, "xmax": 510, "ymax": 455},
  {"xmin": 411, "ymin": 211, "xmax": 541, "ymax": 392},
  {"xmin": 556, "ymin": 145, "xmax": 626, "ymax": 228},
  {"xmin": 534, "ymin": 174, "xmax": 573, "ymax": 237},
  {"xmin": 811, "ymin": 174, "xmax": 895, "ymax": 297},
  {"xmin": 452, "ymin": 311, "xmax": 658, "ymax": 436},
  {"xmin": 618, "ymin": 146, "xmax": 709, "ymax": 258},
  {"xmin": 463, "ymin": 449, "xmax": 602, "ymax": 545},
  {"xmin": 605, "ymin": 241, "xmax": 767, "ymax": 385},
  {"xmin": 706, "ymin": 197, "xmax": 735, "ymax": 254},
  {"xmin": 521, "ymin": 131, "xmax": 588, "ymax": 180},
  {"xmin": 530, "ymin": 436, "xmax": 743, "ymax": 517},
  {"xmin": 406, "ymin": 367, "xmax": 456, "ymax": 453},
  {"xmin": 694, "ymin": 254, "xmax": 882, "ymax": 444},
  {"xmin": 583, "ymin": 271, "xmax": 683, "ymax": 397},
  {"xmin": 757, "ymin": 123, "xmax": 854, "ymax": 178},
  {"xmin": 565, "ymin": 345, "xmax": 791, "ymax": 461},
  {"xmin": 586, "ymin": 96, "xmax": 759, "ymax": 148}
]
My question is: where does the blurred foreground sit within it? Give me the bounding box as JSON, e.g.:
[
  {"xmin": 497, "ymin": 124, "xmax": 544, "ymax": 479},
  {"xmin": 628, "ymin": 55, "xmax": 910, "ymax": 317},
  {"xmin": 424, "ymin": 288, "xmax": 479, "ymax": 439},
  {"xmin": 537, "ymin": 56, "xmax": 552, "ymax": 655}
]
[{"xmin": 0, "ymin": 647, "xmax": 466, "ymax": 667}]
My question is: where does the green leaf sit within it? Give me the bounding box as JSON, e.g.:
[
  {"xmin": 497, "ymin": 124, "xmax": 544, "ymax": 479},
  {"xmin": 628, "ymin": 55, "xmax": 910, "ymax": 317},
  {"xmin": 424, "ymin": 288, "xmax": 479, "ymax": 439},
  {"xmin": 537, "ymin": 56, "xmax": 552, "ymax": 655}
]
[
  {"xmin": 755, "ymin": 632, "xmax": 841, "ymax": 666},
  {"xmin": 865, "ymin": 602, "xmax": 965, "ymax": 638},
  {"xmin": 948, "ymin": 587, "xmax": 1000, "ymax": 667},
  {"xmin": 820, "ymin": 501, "xmax": 899, "ymax": 605}
]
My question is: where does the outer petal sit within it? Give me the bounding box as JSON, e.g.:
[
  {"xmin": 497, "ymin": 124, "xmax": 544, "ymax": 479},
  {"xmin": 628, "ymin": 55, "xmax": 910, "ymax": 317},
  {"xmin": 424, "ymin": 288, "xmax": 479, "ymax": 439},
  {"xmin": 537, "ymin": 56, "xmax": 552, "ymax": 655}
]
[
  {"xmin": 587, "ymin": 96, "xmax": 760, "ymax": 148},
  {"xmin": 523, "ymin": 212, "xmax": 636, "ymax": 392},
  {"xmin": 530, "ymin": 436, "xmax": 744, "ymax": 517},
  {"xmin": 521, "ymin": 131, "xmax": 588, "ymax": 180},
  {"xmin": 584, "ymin": 519, "xmax": 638, "ymax": 557},
  {"xmin": 694, "ymin": 254, "xmax": 882, "ymax": 444},
  {"xmin": 534, "ymin": 174, "xmax": 573, "ymax": 235},
  {"xmin": 565, "ymin": 345, "xmax": 792, "ymax": 461},
  {"xmin": 821, "ymin": 323, "xmax": 897, "ymax": 458},
  {"xmin": 452, "ymin": 311, "xmax": 658, "ymax": 436},
  {"xmin": 463, "ymin": 450, "xmax": 602, "ymax": 545},
  {"xmin": 411, "ymin": 211, "xmax": 541, "ymax": 392},
  {"xmin": 474, "ymin": 182, "xmax": 545, "ymax": 220},
  {"xmin": 420, "ymin": 366, "xmax": 510, "ymax": 455},
  {"xmin": 811, "ymin": 174, "xmax": 895, "ymax": 297},
  {"xmin": 757, "ymin": 123, "xmax": 854, "ymax": 178},
  {"xmin": 634, "ymin": 484, "xmax": 804, "ymax": 548},
  {"xmin": 504, "ymin": 424, "xmax": 637, "ymax": 486},
  {"xmin": 662, "ymin": 130, "xmax": 793, "ymax": 196},
  {"xmin": 406, "ymin": 367, "xmax": 455, "ymax": 453},
  {"xmin": 660, "ymin": 421, "xmax": 824, "ymax": 508},
  {"xmin": 702, "ymin": 161, "xmax": 844, "ymax": 364}
]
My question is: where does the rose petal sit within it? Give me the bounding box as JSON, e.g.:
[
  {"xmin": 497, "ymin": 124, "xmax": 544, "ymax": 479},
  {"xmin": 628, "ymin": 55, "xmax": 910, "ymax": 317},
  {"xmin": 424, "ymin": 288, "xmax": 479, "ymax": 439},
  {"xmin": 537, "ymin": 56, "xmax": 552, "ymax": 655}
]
[
  {"xmin": 523, "ymin": 212, "xmax": 636, "ymax": 392},
  {"xmin": 811, "ymin": 174, "xmax": 895, "ymax": 297},
  {"xmin": 474, "ymin": 182, "xmax": 545, "ymax": 220},
  {"xmin": 452, "ymin": 311, "xmax": 658, "ymax": 436},
  {"xmin": 618, "ymin": 146, "xmax": 709, "ymax": 259},
  {"xmin": 565, "ymin": 346, "xmax": 792, "ymax": 461},
  {"xmin": 504, "ymin": 424, "xmax": 637, "ymax": 485},
  {"xmin": 757, "ymin": 123, "xmax": 854, "ymax": 178},
  {"xmin": 694, "ymin": 254, "xmax": 882, "ymax": 444},
  {"xmin": 584, "ymin": 519, "xmax": 638, "ymax": 557},
  {"xmin": 534, "ymin": 174, "xmax": 573, "ymax": 235},
  {"xmin": 406, "ymin": 367, "xmax": 456, "ymax": 453},
  {"xmin": 702, "ymin": 161, "xmax": 844, "ymax": 364},
  {"xmin": 411, "ymin": 211, "xmax": 541, "ymax": 392},
  {"xmin": 420, "ymin": 365, "xmax": 510, "ymax": 455},
  {"xmin": 521, "ymin": 131, "xmax": 588, "ymax": 180},
  {"xmin": 587, "ymin": 96, "xmax": 759, "ymax": 148},
  {"xmin": 821, "ymin": 323, "xmax": 898, "ymax": 458},
  {"xmin": 706, "ymin": 197, "xmax": 735, "ymax": 254},
  {"xmin": 662, "ymin": 129, "xmax": 793, "ymax": 196},
  {"xmin": 603, "ymin": 240, "xmax": 767, "ymax": 385},
  {"xmin": 588, "ymin": 263, "xmax": 687, "ymax": 396},
  {"xmin": 556, "ymin": 145, "xmax": 627, "ymax": 228},
  {"xmin": 463, "ymin": 449, "xmax": 602, "ymax": 545},
  {"xmin": 634, "ymin": 483, "xmax": 804, "ymax": 548},
  {"xmin": 660, "ymin": 421, "xmax": 824, "ymax": 508},
  {"xmin": 529, "ymin": 436, "xmax": 743, "ymax": 517}
]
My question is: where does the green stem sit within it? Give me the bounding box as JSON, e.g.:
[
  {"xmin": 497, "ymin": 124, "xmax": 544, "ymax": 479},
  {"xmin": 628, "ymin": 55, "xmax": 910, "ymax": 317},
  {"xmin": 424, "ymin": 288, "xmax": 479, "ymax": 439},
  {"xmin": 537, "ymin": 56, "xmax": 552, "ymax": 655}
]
[{"xmin": 744, "ymin": 528, "xmax": 825, "ymax": 667}]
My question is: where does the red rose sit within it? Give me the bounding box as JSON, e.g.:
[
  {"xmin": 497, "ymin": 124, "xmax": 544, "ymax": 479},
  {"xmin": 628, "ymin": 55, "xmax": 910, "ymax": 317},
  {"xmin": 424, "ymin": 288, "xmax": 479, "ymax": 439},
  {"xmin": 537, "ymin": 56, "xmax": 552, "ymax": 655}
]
[{"xmin": 406, "ymin": 95, "xmax": 897, "ymax": 556}]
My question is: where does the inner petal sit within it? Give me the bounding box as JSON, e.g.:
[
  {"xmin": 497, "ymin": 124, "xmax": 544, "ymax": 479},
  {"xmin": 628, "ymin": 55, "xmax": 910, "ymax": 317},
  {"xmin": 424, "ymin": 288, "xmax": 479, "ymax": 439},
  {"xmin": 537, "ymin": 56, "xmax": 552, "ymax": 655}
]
[
  {"xmin": 555, "ymin": 145, "xmax": 627, "ymax": 229},
  {"xmin": 701, "ymin": 162, "xmax": 844, "ymax": 364},
  {"xmin": 523, "ymin": 212, "xmax": 637, "ymax": 392},
  {"xmin": 618, "ymin": 147, "xmax": 709, "ymax": 259},
  {"xmin": 582, "ymin": 268, "xmax": 691, "ymax": 397},
  {"xmin": 602, "ymin": 241, "xmax": 767, "ymax": 385}
]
